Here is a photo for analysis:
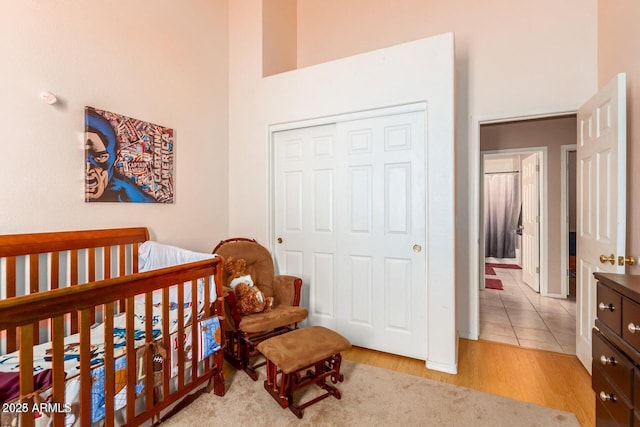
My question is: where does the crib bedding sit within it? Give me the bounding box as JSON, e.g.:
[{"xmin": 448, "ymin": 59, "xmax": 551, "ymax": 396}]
[{"xmin": 0, "ymin": 232, "xmax": 225, "ymax": 426}]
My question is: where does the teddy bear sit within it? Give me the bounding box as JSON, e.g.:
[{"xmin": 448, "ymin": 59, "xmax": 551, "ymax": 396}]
[
  {"xmin": 224, "ymin": 256, "xmax": 273, "ymax": 315},
  {"xmin": 224, "ymin": 256, "xmax": 252, "ymax": 289},
  {"xmin": 234, "ymin": 281, "xmax": 273, "ymax": 315}
]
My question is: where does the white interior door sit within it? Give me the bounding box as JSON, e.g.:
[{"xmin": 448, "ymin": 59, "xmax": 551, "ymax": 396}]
[
  {"xmin": 576, "ymin": 73, "xmax": 627, "ymax": 373},
  {"xmin": 273, "ymin": 109, "xmax": 427, "ymax": 359},
  {"xmin": 521, "ymin": 153, "xmax": 540, "ymax": 292}
]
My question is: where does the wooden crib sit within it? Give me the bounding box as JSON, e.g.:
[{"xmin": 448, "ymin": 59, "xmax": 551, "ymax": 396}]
[{"xmin": 0, "ymin": 227, "xmax": 225, "ymax": 426}]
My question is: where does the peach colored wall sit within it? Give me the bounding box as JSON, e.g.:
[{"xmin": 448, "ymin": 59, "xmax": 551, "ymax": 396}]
[
  {"xmin": 296, "ymin": 0, "xmax": 597, "ymax": 337},
  {"xmin": 262, "ymin": 0, "xmax": 297, "ymax": 76},
  {"xmin": 598, "ymin": 0, "xmax": 640, "ymax": 271},
  {"xmin": 481, "ymin": 116, "xmax": 577, "ymax": 295},
  {"xmin": 0, "ymin": 1, "xmax": 229, "ymax": 252}
]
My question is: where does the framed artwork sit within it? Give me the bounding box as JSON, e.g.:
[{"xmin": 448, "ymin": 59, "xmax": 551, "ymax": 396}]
[{"xmin": 84, "ymin": 106, "xmax": 174, "ymax": 203}]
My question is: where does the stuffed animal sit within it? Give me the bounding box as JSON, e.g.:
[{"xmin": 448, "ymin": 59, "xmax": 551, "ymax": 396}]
[
  {"xmin": 224, "ymin": 256, "xmax": 273, "ymax": 315},
  {"xmin": 224, "ymin": 256, "xmax": 252, "ymax": 289},
  {"xmin": 234, "ymin": 282, "xmax": 273, "ymax": 315}
]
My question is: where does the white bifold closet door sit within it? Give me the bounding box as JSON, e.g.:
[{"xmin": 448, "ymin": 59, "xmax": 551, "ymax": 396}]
[{"xmin": 273, "ymin": 110, "xmax": 427, "ymax": 359}]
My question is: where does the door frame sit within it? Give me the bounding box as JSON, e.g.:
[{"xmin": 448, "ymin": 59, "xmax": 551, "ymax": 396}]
[
  {"xmin": 560, "ymin": 144, "xmax": 577, "ymax": 299},
  {"xmin": 467, "ymin": 109, "xmax": 575, "ymax": 340}
]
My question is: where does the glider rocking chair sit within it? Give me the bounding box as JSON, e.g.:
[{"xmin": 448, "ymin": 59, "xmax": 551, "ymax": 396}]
[{"xmin": 213, "ymin": 238, "xmax": 308, "ymax": 380}]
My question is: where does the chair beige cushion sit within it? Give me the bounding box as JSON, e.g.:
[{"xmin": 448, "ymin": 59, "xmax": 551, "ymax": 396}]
[
  {"xmin": 238, "ymin": 305, "xmax": 308, "ymax": 334},
  {"xmin": 257, "ymin": 326, "xmax": 352, "ymax": 374}
]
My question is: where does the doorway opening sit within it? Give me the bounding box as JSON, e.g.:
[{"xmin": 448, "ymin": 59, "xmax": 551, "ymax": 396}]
[{"xmin": 473, "ymin": 114, "xmax": 577, "ymax": 354}]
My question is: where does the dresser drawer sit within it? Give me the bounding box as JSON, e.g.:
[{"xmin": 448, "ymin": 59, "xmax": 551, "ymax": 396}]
[
  {"xmin": 624, "ymin": 297, "xmax": 640, "ymax": 353},
  {"xmin": 593, "ymin": 329, "xmax": 633, "ymax": 396},
  {"xmin": 594, "ymin": 366, "xmax": 633, "ymax": 426},
  {"xmin": 598, "ymin": 283, "xmax": 622, "ymax": 335}
]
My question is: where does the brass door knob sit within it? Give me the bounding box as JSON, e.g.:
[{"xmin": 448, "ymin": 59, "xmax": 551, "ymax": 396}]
[
  {"xmin": 277, "ymin": 237, "xmax": 283, "ymax": 244},
  {"xmin": 616, "ymin": 255, "xmax": 635, "ymax": 266},
  {"xmin": 600, "ymin": 254, "xmax": 615, "ymax": 265}
]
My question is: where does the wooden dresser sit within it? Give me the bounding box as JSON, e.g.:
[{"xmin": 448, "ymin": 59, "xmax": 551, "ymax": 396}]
[{"xmin": 593, "ymin": 272, "xmax": 640, "ymax": 426}]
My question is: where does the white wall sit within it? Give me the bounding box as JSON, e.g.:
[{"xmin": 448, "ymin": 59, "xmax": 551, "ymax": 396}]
[
  {"xmin": 229, "ymin": 2, "xmax": 457, "ymax": 372},
  {"xmin": 0, "ymin": 1, "xmax": 229, "ymax": 253}
]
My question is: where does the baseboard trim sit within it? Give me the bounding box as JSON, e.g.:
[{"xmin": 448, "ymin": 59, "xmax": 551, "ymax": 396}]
[{"xmin": 426, "ymin": 359, "xmax": 458, "ymax": 374}]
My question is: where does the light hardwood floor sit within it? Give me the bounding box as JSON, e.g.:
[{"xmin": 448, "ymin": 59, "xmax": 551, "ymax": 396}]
[{"xmin": 341, "ymin": 339, "xmax": 594, "ymax": 427}]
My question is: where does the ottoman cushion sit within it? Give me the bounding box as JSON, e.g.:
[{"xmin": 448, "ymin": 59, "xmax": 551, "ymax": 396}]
[{"xmin": 257, "ymin": 326, "xmax": 351, "ymax": 373}]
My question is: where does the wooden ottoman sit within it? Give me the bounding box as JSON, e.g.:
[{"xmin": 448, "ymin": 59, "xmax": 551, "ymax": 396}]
[{"xmin": 256, "ymin": 326, "xmax": 352, "ymax": 418}]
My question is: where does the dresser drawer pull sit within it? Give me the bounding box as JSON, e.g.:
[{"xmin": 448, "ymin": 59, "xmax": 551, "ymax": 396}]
[
  {"xmin": 599, "ymin": 355, "xmax": 617, "ymax": 365},
  {"xmin": 628, "ymin": 322, "xmax": 640, "ymax": 333},
  {"xmin": 599, "ymin": 391, "xmax": 616, "ymax": 402},
  {"xmin": 598, "ymin": 302, "xmax": 615, "ymax": 312}
]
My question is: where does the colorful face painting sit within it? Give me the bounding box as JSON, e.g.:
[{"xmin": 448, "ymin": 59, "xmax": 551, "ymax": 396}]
[{"xmin": 84, "ymin": 106, "xmax": 174, "ymax": 203}]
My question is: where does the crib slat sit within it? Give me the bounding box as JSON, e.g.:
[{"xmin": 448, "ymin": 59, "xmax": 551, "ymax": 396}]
[
  {"xmin": 29, "ymin": 254, "xmax": 40, "ymax": 345},
  {"xmin": 119, "ymin": 244, "xmax": 126, "ymax": 276},
  {"xmin": 79, "ymin": 309, "xmax": 92, "ymax": 424},
  {"xmin": 70, "ymin": 250, "xmax": 79, "ymax": 335},
  {"xmin": 145, "ymin": 291, "xmax": 154, "ymax": 411},
  {"xmin": 119, "ymin": 245, "xmax": 126, "ymax": 312},
  {"xmin": 49, "ymin": 253, "xmax": 60, "ymax": 352},
  {"xmin": 88, "ymin": 247, "xmax": 96, "ymax": 325},
  {"xmin": 50, "ymin": 252, "xmax": 59, "ymax": 290},
  {"xmin": 177, "ymin": 283, "xmax": 185, "ymax": 388},
  {"xmin": 29, "ymin": 254, "xmax": 39, "ymax": 295},
  {"xmin": 5, "ymin": 257, "xmax": 17, "ymax": 353},
  {"xmin": 191, "ymin": 279, "xmax": 198, "ymax": 381},
  {"xmin": 162, "ymin": 287, "xmax": 170, "ymax": 400},
  {"xmin": 104, "ymin": 302, "xmax": 115, "ymax": 427},
  {"xmin": 126, "ymin": 296, "xmax": 136, "ymax": 423},
  {"xmin": 51, "ymin": 316, "xmax": 65, "ymax": 427},
  {"xmin": 104, "ymin": 246, "xmax": 111, "ymax": 280},
  {"xmin": 133, "ymin": 242, "xmax": 139, "ymax": 273},
  {"xmin": 203, "ymin": 275, "xmax": 211, "ymax": 371},
  {"xmin": 19, "ymin": 324, "xmax": 34, "ymax": 427}
]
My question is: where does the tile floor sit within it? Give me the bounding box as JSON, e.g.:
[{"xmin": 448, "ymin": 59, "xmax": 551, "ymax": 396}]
[{"xmin": 480, "ymin": 260, "xmax": 576, "ymax": 354}]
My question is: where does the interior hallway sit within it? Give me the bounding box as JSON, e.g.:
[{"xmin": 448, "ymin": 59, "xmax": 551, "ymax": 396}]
[{"xmin": 479, "ymin": 261, "xmax": 576, "ymax": 354}]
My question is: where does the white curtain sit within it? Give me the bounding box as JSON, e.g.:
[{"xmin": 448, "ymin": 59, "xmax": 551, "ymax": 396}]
[{"xmin": 484, "ymin": 173, "xmax": 520, "ymax": 258}]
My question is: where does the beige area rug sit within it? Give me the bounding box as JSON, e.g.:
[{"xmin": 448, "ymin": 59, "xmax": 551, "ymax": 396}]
[{"xmin": 162, "ymin": 361, "xmax": 580, "ymax": 427}]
